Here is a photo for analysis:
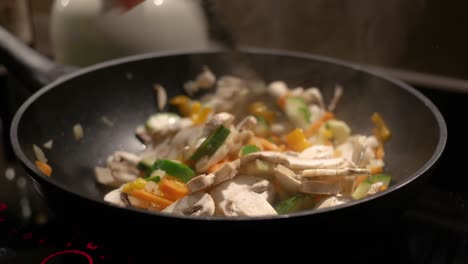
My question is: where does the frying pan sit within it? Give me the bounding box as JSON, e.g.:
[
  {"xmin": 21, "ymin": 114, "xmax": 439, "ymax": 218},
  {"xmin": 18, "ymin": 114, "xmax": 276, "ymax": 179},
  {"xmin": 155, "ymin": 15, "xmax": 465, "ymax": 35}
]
[{"xmin": 0, "ymin": 27, "xmax": 446, "ymax": 237}]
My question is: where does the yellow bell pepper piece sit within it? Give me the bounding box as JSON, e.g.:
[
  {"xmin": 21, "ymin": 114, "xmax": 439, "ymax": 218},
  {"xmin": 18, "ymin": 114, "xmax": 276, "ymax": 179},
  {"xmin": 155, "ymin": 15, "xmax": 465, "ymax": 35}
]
[
  {"xmin": 323, "ymin": 129, "xmax": 334, "ymax": 140},
  {"xmin": 192, "ymin": 107, "xmax": 212, "ymax": 125},
  {"xmin": 170, "ymin": 95, "xmax": 191, "ymax": 116},
  {"xmin": 170, "ymin": 96, "xmax": 212, "ymax": 124},
  {"xmin": 248, "ymin": 101, "xmax": 276, "ymax": 123},
  {"xmin": 371, "ymin": 112, "xmax": 391, "ymax": 142},
  {"xmin": 122, "ymin": 178, "xmax": 147, "ymax": 194},
  {"xmin": 190, "ymin": 101, "xmax": 202, "ymax": 115},
  {"xmin": 169, "ymin": 95, "xmax": 189, "ymax": 105},
  {"xmin": 285, "ymin": 128, "xmax": 311, "ymax": 152}
]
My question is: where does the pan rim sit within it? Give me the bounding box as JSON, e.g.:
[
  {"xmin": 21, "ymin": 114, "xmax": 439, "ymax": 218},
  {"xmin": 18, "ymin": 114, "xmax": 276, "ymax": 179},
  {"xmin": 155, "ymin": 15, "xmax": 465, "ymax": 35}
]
[{"xmin": 10, "ymin": 47, "xmax": 448, "ymax": 221}]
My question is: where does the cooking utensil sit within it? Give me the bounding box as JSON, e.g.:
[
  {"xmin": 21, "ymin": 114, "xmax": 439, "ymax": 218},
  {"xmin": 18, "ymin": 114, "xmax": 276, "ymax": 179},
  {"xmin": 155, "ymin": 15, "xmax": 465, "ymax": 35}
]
[{"xmin": 0, "ymin": 26, "xmax": 446, "ymax": 237}]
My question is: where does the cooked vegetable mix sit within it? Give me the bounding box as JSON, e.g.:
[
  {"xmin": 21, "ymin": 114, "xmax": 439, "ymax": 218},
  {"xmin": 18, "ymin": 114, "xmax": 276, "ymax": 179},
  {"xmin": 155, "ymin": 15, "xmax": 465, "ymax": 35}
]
[{"xmin": 97, "ymin": 67, "xmax": 392, "ymax": 217}]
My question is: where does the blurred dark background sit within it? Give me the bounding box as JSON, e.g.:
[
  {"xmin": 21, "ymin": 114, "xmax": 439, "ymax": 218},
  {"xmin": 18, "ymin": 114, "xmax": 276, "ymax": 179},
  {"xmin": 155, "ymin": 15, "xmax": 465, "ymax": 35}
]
[{"xmin": 1, "ymin": 0, "xmax": 468, "ymax": 81}]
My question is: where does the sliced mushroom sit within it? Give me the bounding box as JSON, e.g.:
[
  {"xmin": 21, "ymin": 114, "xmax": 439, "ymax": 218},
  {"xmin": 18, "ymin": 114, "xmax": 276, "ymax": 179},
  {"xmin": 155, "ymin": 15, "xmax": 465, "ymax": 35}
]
[
  {"xmin": 223, "ymin": 191, "xmax": 277, "ymax": 217},
  {"xmin": 336, "ymin": 141, "xmax": 354, "ymax": 162},
  {"xmin": 235, "ymin": 115, "xmax": 257, "ymax": 131},
  {"xmin": 210, "ymin": 175, "xmax": 275, "ymax": 216},
  {"xmin": 205, "ymin": 112, "xmax": 235, "ymax": 130},
  {"xmin": 226, "ymin": 130, "xmax": 254, "ymax": 158},
  {"xmin": 109, "ymin": 151, "xmax": 140, "ymax": 166},
  {"xmin": 285, "ymin": 156, "xmax": 348, "ymax": 170},
  {"xmin": 267, "ymin": 81, "xmax": 288, "ymax": 98},
  {"xmin": 241, "ymin": 151, "xmax": 351, "ymax": 170},
  {"xmin": 196, "ymin": 66, "xmax": 216, "ymax": 89},
  {"xmin": 315, "ymin": 195, "xmax": 352, "ymax": 209},
  {"xmin": 111, "ymin": 171, "xmax": 139, "ymax": 183},
  {"xmin": 239, "ymin": 159, "xmax": 275, "ymax": 181},
  {"xmin": 213, "ymin": 159, "xmax": 241, "ymax": 184},
  {"xmin": 106, "ymin": 151, "xmax": 140, "ymax": 183},
  {"xmin": 216, "ymin": 76, "xmax": 248, "ymax": 99},
  {"xmin": 127, "ymin": 194, "xmax": 150, "ymax": 209},
  {"xmin": 188, "ymin": 159, "xmax": 241, "ymax": 192},
  {"xmin": 95, "ymin": 167, "xmax": 119, "ymax": 187},
  {"xmin": 187, "ymin": 174, "xmax": 215, "ymax": 193},
  {"xmin": 154, "ymin": 84, "xmax": 167, "ymax": 111},
  {"xmin": 146, "ymin": 114, "xmax": 193, "ymax": 139},
  {"xmin": 340, "ymin": 176, "xmax": 356, "ymax": 195},
  {"xmin": 299, "ymin": 145, "xmax": 334, "ymax": 159},
  {"xmin": 291, "ymin": 87, "xmax": 304, "ymax": 96},
  {"xmin": 339, "ymin": 135, "xmax": 379, "ymax": 167},
  {"xmin": 183, "ymin": 81, "xmax": 198, "ymax": 95},
  {"xmin": 301, "ymin": 168, "xmax": 370, "ymax": 178},
  {"xmin": 368, "ymin": 182, "xmax": 384, "ymax": 195},
  {"xmin": 271, "ymin": 123, "xmax": 287, "ymax": 134},
  {"xmin": 303, "ymin": 87, "xmax": 325, "ymax": 109},
  {"xmin": 273, "ymin": 164, "xmax": 301, "ymax": 193},
  {"xmin": 300, "ymin": 180, "xmax": 341, "ymax": 195},
  {"xmin": 135, "ymin": 125, "xmax": 152, "ymax": 144},
  {"xmin": 162, "ymin": 192, "xmax": 215, "ymax": 216},
  {"xmin": 327, "ymin": 85, "xmax": 343, "ymax": 112},
  {"xmin": 250, "ymin": 179, "xmax": 276, "ymax": 203},
  {"xmin": 104, "ymin": 188, "xmax": 127, "ymax": 207},
  {"xmin": 367, "ymin": 158, "xmax": 385, "ymax": 170}
]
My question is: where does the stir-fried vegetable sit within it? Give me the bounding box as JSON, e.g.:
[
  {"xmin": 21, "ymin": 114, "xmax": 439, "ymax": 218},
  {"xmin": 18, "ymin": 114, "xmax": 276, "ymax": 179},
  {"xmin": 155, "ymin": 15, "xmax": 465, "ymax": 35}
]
[
  {"xmin": 285, "ymin": 96, "xmax": 312, "ymax": 129},
  {"xmin": 305, "ymin": 111, "xmax": 334, "ymax": 137},
  {"xmin": 371, "ymin": 174, "xmax": 391, "ymax": 190},
  {"xmin": 158, "ymin": 177, "xmax": 189, "ymax": 201},
  {"xmin": 285, "ymin": 128, "xmax": 311, "ymax": 152},
  {"xmin": 240, "ymin": 145, "xmax": 261, "ymax": 156},
  {"xmin": 189, "ymin": 125, "xmax": 231, "ymax": 162},
  {"xmin": 35, "ymin": 161, "xmax": 52, "ymax": 176},
  {"xmin": 252, "ymin": 116, "xmax": 270, "ymax": 137},
  {"xmin": 326, "ymin": 120, "xmax": 351, "ymax": 144},
  {"xmin": 249, "ymin": 101, "xmax": 276, "ymax": 123},
  {"xmin": 372, "ymin": 112, "xmax": 391, "ymax": 142},
  {"xmin": 352, "ymin": 174, "xmax": 392, "ymax": 199},
  {"xmin": 150, "ymin": 159, "xmax": 195, "ymax": 183},
  {"xmin": 146, "ymin": 113, "xmax": 180, "ymax": 133},
  {"xmin": 122, "ymin": 178, "xmax": 147, "ymax": 193},
  {"xmin": 131, "ymin": 189, "xmax": 172, "ymax": 210},
  {"xmin": 275, "ymin": 196, "xmax": 302, "ymax": 214},
  {"xmin": 352, "ymin": 180, "xmax": 372, "ymax": 199},
  {"xmin": 98, "ymin": 68, "xmax": 393, "ymax": 217}
]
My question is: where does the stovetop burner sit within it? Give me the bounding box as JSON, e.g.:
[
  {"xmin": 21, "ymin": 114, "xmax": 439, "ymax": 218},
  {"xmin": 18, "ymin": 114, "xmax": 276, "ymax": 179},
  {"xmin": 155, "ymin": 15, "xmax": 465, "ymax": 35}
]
[
  {"xmin": 0, "ymin": 169, "xmax": 135, "ymax": 264},
  {"xmin": 1, "ymin": 77, "xmax": 468, "ymax": 263}
]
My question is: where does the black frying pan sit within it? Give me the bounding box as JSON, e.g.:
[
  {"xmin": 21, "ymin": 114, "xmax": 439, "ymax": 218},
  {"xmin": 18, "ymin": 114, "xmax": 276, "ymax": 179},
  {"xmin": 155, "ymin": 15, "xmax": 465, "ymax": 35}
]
[{"xmin": 0, "ymin": 27, "xmax": 446, "ymax": 237}]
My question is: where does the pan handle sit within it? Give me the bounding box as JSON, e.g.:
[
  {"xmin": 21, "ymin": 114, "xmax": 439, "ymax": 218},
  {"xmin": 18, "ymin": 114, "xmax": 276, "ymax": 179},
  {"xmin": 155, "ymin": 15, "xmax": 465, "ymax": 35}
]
[{"xmin": 0, "ymin": 26, "xmax": 76, "ymax": 92}]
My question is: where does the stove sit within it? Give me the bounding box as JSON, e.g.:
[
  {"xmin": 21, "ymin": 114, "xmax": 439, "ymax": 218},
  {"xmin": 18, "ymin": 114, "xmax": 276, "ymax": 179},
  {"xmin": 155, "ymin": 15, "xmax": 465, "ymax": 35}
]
[{"xmin": 1, "ymin": 72, "xmax": 468, "ymax": 264}]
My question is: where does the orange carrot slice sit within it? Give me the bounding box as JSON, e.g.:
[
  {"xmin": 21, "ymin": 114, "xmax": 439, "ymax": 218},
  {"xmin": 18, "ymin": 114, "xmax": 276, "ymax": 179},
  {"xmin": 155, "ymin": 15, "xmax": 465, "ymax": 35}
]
[
  {"xmin": 132, "ymin": 189, "xmax": 173, "ymax": 210},
  {"xmin": 35, "ymin": 161, "xmax": 52, "ymax": 176},
  {"xmin": 158, "ymin": 178, "xmax": 189, "ymax": 201}
]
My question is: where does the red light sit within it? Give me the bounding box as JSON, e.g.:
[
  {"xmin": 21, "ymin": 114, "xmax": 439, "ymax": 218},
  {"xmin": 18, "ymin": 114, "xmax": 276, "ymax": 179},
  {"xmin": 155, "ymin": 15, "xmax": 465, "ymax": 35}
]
[
  {"xmin": 0, "ymin": 203, "xmax": 7, "ymax": 212},
  {"xmin": 22, "ymin": 232, "xmax": 32, "ymax": 240},
  {"xmin": 41, "ymin": 250, "xmax": 93, "ymax": 264},
  {"xmin": 86, "ymin": 242, "xmax": 98, "ymax": 250},
  {"xmin": 65, "ymin": 242, "xmax": 72, "ymax": 247},
  {"xmin": 0, "ymin": 217, "xmax": 5, "ymax": 222},
  {"xmin": 100, "ymin": 255, "xmax": 105, "ymax": 260},
  {"xmin": 8, "ymin": 228, "xmax": 17, "ymax": 236},
  {"xmin": 39, "ymin": 239, "xmax": 45, "ymax": 244}
]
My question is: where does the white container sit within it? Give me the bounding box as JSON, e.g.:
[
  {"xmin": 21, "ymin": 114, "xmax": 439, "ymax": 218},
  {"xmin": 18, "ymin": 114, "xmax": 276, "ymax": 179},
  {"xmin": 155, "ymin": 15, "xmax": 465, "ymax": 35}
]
[{"xmin": 50, "ymin": 0, "xmax": 213, "ymax": 66}]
